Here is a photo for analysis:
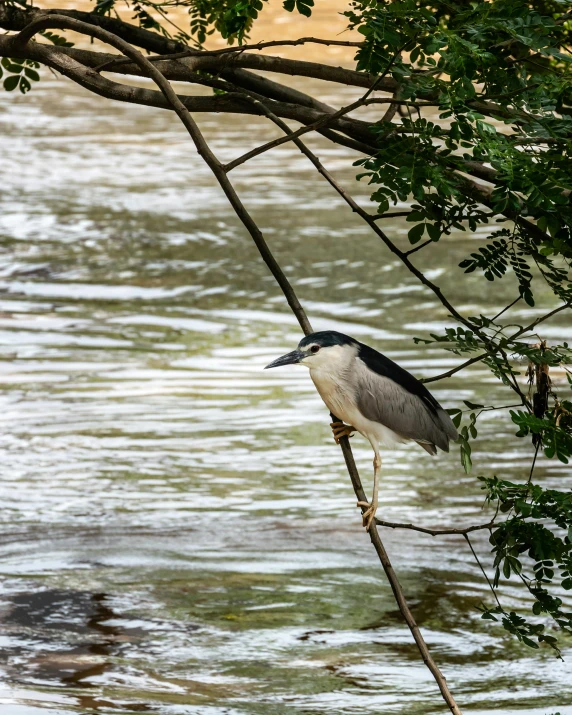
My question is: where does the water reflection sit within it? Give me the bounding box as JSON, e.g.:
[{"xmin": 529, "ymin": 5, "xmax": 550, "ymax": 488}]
[{"xmin": 0, "ymin": 69, "xmax": 570, "ymax": 715}]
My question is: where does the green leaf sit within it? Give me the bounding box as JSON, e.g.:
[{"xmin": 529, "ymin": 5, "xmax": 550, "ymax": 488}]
[
  {"xmin": 24, "ymin": 68, "xmax": 40, "ymax": 82},
  {"xmin": 3, "ymin": 75, "xmax": 20, "ymax": 92},
  {"xmin": 19, "ymin": 76, "xmax": 31, "ymax": 94},
  {"xmin": 407, "ymin": 223, "xmax": 425, "ymax": 244},
  {"xmin": 521, "ymin": 636, "xmax": 539, "ymax": 649}
]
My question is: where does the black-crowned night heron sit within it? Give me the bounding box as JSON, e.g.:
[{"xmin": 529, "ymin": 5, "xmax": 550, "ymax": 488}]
[{"xmin": 265, "ymin": 330, "xmax": 458, "ymax": 530}]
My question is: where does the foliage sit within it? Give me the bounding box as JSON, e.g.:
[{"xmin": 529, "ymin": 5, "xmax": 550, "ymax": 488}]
[
  {"xmin": 479, "ymin": 475, "xmax": 572, "ymax": 655},
  {"xmin": 348, "ymin": 0, "xmax": 572, "ymax": 308},
  {"xmin": 1, "ymin": 55, "xmax": 39, "ymax": 93},
  {"xmin": 91, "ymin": 0, "xmax": 268, "ymax": 45}
]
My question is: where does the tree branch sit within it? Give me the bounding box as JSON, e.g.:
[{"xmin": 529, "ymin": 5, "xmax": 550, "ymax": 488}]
[
  {"xmin": 510, "ymin": 301, "xmax": 572, "ymax": 340},
  {"xmin": 0, "ymin": 4, "xmax": 391, "ymax": 92},
  {"xmin": 375, "ymin": 519, "xmax": 495, "ymax": 536},
  {"xmin": 0, "ymin": 28, "xmax": 537, "ymax": 411},
  {"xmin": 0, "ymin": 3, "xmax": 184, "ymax": 54},
  {"xmin": 232, "ymin": 92, "xmax": 530, "ymax": 411},
  {"xmin": 0, "ymin": 36, "xmax": 375, "ymax": 146},
  {"xmin": 421, "ymin": 354, "xmax": 488, "ymax": 384},
  {"xmin": 0, "ymin": 27, "xmax": 557, "ymax": 224}
]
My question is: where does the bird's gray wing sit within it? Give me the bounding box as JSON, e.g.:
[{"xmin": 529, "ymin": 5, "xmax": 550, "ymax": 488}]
[{"xmin": 354, "ymin": 359, "xmax": 456, "ymax": 452}]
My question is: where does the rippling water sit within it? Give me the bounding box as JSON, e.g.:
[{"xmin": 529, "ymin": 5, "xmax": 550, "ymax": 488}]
[{"xmin": 0, "ymin": 71, "xmax": 571, "ymax": 715}]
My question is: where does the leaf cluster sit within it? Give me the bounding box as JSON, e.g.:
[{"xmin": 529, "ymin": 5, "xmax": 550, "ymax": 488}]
[
  {"xmin": 347, "ymin": 0, "xmax": 572, "ymax": 306},
  {"xmin": 0, "ymin": 56, "xmax": 39, "ymax": 93},
  {"xmin": 91, "ymin": 0, "xmax": 268, "ymax": 45},
  {"xmin": 479, "ymin": 475, "xmax": 572, "ymax": 654}
]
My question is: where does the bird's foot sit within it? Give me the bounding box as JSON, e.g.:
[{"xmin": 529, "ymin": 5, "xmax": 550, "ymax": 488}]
[
  {"xmin": 330, "ymin": 421, "xmax": 355, "ymax": 444},
  {"xmin": 357, "ymin": 500, "xmax": 378, "ymax": 531}
]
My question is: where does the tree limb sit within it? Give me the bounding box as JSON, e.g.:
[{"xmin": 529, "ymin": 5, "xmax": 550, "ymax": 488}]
[
  {"xmin": 0, "ymin": 4, "xmax": 392, "ymax": 91},
  {"xmin": 0, "ymin": 36, "xmax": 376, "ymax": 146}
]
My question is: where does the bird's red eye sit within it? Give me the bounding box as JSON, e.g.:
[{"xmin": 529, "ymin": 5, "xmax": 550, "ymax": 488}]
[{"xmin": 311, "ymin": 345, "xmax": 320, "ymax": 354}]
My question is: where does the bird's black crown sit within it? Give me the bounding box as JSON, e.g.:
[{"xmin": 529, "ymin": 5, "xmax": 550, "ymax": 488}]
[{"xmin": 298, "ymin": 331, "xmax": 358, "ymax": 349}]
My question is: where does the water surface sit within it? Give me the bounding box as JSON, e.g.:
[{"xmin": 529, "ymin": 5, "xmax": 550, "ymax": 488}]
[{"xmin": 0, "ymin": 69, "xmax": 570, "ymax": 715}]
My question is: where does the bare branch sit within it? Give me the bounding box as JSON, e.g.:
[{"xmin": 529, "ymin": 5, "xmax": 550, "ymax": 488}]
[
  {"xmin": 421, "ymin": 353, "xmax": 488, "ymax": 384},
  {"xmin": 98, "ymin": 36, "xmax": 366, "ymax": 70},
  {"xmin": 194, "ymin": 36, "xmax": 365, "ymax": 53},
  {"xmin": 464, "ymin": 534, "xmax": 504, "ymax": 612},
  {"xmin": 372, "ymin": 211, "xmax": 412, "ymax": 220},
  {"xmin": 404, "ymin": 238, "xmax": 433, "ymax": 256},
  {"xmin": 376, "ymin": 518, "xmax": 496, "ymax": 536},
  {"xmin": 491, "ymin": 296, "xmax": 522, "ymax": 322},
  {"xmin": 0, "ymin": 37, "xmax": 375, "ymax": 147},
  {"xmin": 510, "ymin": 301, "xmax": 572, "ymax": 340},
  {"xmin": 224, "ymin": 85, "xmax": 408, "ymax": 173}
]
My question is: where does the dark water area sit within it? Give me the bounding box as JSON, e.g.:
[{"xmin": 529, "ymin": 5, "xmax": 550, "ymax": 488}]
[{"xmin": 0, "ymin": 74, "xmax": 570, "ymax": 714}]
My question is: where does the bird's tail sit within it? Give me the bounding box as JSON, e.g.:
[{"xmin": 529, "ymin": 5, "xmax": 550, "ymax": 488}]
[{"xmin": 437, "ymin": 408, "xmax": 459, "ymax": 442}]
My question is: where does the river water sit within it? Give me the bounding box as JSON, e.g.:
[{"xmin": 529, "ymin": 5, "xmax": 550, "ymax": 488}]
[{"xmin": 0, "ymin": 61, "xmax": 570, "ymax": 715}]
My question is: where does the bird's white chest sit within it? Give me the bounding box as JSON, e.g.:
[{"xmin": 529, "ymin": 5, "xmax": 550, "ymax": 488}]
[
  {"xmin": 309, "ymin": 365, "xmax": 356, "ymax": 424},
  {"xmin": 309, "ymin": 360, "xmax": 408, "ymax": 450}
]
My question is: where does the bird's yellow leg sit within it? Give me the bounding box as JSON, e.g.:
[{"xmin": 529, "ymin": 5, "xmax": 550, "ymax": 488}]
[
  {"xmin": 357, "ymin": 453, "xmax": 381, "ymax": 531},
  {"xmin": 330, "ymin": 421, "xmax": 356, "ymax": 443}
]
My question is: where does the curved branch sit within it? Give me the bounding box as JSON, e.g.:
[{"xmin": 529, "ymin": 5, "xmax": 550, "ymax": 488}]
[
  {"xmin": 0, "ymin": 3, "xmax": 183, "ymax": 54},
  {"xmin": 190, "ymin": 51, "xmax": 395, "ymax": 91},
  {"xmin": 0, "ymin": 36, "xmax": 374, "ymax": 146}
]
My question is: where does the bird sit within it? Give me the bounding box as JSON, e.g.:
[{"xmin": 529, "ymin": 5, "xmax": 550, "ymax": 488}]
[{"xmin": 265, "ymin": 330, "xmax": 458, "ymax": 531}]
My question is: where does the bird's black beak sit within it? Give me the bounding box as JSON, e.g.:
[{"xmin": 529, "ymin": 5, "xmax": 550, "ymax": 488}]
[{"xmin": 264, "ymin": 349, "xmax": 304, "ymax": 369}]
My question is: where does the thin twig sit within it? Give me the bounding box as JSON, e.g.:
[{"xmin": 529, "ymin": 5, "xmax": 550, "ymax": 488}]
[
  {"xmin": 510, "ymin": 301, "xmax": 572, "ymax": 340},
  {"xmin": 421, "ymin": 353, "xmax": 488, "ymax": 384},
  {"xmin": 404, "ymin": 238, "xmax": 433, "ymax": 256},
  {"xmin": 527, "ymin": 441, "xmax": 541, "ymax": 484},
  {"xmin": 464, "ymin": 533, "xmax": 504, "ymax": 611},
  {"xmin": 372, "ymin": 211, "xmax": 412, "ymax": 220},
  {"xmin": 375, "ymin": 519, "xmax": 496, "ymax": 536},
  {"xmin": 91, "ymin": 36, "xmax": 366, "ymax": 72},
  {"xmin": 492, "ymin": 296, "xmax": 522, "ymax": 322},
  {"xmin": 199, "ymin": 36, "xmax": 365, "ymax": 54}
]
